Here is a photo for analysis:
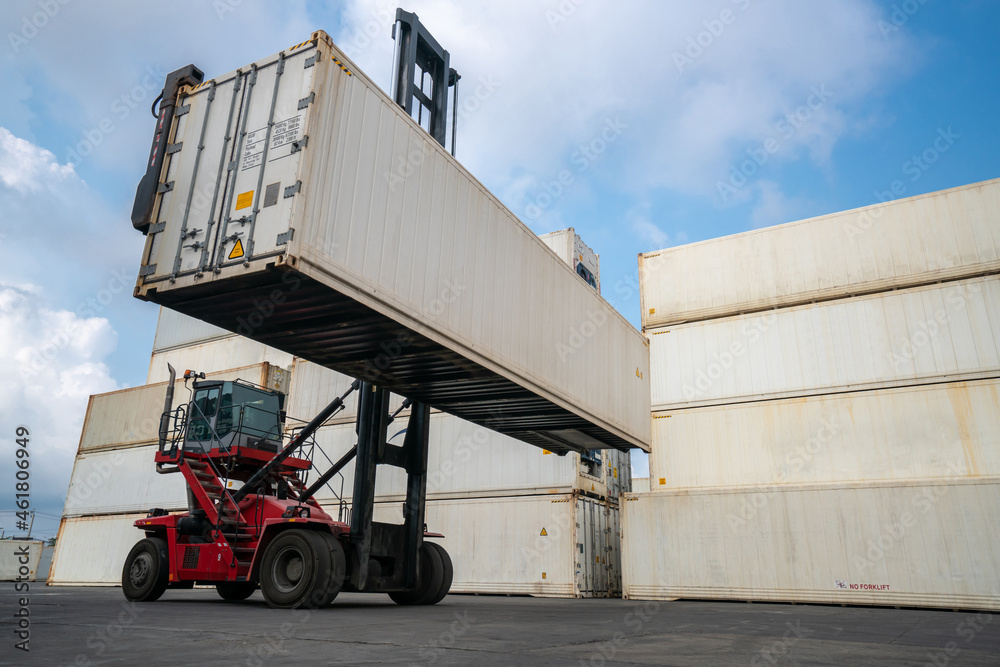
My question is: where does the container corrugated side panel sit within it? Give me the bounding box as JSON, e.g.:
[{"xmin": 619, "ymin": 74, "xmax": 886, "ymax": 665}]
[
  {"xmin": 361, "ymin": 495, "xmax": 586, "ymax": 597},
  {"xmin": 63, "ymin": 445, "xmax": 187, "ymax": 517},
  {"xmin": 48, "ymin": 514, "xmax": 148, "ymax": 585},
  {"xmin": 650, "ymin": 275, "xmax": 1000, "ymax": 410},
  {"xmin": 621, "ymin": 479, "xmax": 1000, "ymax": 610},
  {"xmin": 307, "ymin": 415, "xmax": 581, "ymax": 504},
  {"xmin": 80, "ymin": 363, "xmax": 274, "ymax": 452},
  {"xmin": 136, "ymin": 33, "xmax": 650, "ymax": 453},
  {"xmin": 650, "ymin": 378, "xmax": 1000, "ymax": 490},
  {"xmin": 152, "ymin": 307, "xmax": 233, "ymax": 352},
  {"xmin": 640, "ymin": 178, "xmax": 1000, "ymax": 329},
  {"xmin": 0, "ymin": 541, "xmax": 43, "ymax": 581},
  {"xmin": 284, "ymin": 357, "xmax": 407, "ymax": 423},
  {"xmin": 148, "ymin": 339, "xmax": 293, "ymax": 383}
]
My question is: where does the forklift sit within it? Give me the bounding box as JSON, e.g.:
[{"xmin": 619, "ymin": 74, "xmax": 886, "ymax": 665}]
[
  {"xmin": 123, "ymin": 10, "xmax": 464, "ymax": 609},
  {"xmin": 122, "ymin": 365, "xmax": 451, "ymax": 608}
]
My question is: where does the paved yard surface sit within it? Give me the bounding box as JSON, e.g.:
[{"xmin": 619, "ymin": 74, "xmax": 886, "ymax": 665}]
[{"xmin": 1, "ymin": 587, "xmax": 997, "ymax": 665}]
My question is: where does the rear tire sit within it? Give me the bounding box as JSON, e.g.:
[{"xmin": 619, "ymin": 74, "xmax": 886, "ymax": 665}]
[
  {"xmin": 122, "ymin": 537, "xmax": 169, "ymax": 602},
  {"xmin": 389, "ymin": 542, "xmax": 445, "ymax": 606},
  {"xmin": 259, "ymin": 529, "xmax": 331, "ymax": 609},
  {"xmin": 216, "ymin": 581, "xmax": 257, "ymax": 601},
  {"xmin": 425, "ymin": 542, "xmax": 453, "ymax": 605}
]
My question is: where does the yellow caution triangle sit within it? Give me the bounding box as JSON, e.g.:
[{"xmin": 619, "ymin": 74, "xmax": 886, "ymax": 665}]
[
  {"xmin": 539, "ymin": 528, "xmax": 547, "ymax": 536},
  {"xmin": 591, "ymin": 484, "xmax": 595, "ymax": 491},
  {"xmin": 228, "ymin": 238, "xmax": 245, "ymax": 260}
]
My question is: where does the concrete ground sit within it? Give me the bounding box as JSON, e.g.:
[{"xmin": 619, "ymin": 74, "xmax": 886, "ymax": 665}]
[{"xmin": 1, "ymin": 587, "xmax": 997, "ymax": 666}]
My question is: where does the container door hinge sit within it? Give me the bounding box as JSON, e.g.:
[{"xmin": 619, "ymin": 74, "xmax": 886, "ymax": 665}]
[
  {"xmin": 276, "ymin": 229, "xmax": 294, "ymax": 245},
  {"xmin": 165, "ymin": 142, "xmax": 183, "ymax": 155},
  {"xmin": 157, "ymin": 181, "xmax": 174, "ymax": 194},
  {"xmin": 290, "ymin": 136, "xmax": 308, "ymax": 153},
  {"xmin": 297, "ymin": 92, "xmax": 315, "ymax": 110},
  {"xmin": 139, "ymin": 264, "xmax": 157, "ymax": 277},
  {"xmin": 175, "ymin": 105, "xmax": 191, "ymax": 117},
  {"xmin": 148, "ymin": 222, "xmax": 166, "ymax": 234},
  {"xmin": 227, "ymin": 160, "xmax": 237, "ymax": 172},
  {"xmin": 284, "ymin": 181, "xmax": 301, "ymax": 198},
  {"xmin": 304, "ymin": 55, "xmax": 316, "ymax": 69}
]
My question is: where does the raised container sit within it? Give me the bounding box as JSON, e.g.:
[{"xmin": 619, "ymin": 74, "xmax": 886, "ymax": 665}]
[
  {"xmin": 639, "ymin": 178, "xmax": 1000, "ymax": 329},
  {"xmin": 133, "ymin": 31, "xmax": 649, "ymax": 454},
  {"xmin": 649, "ymin": 275, "xmax": 1000, "ymax": 411},
  {"xmin": 622, "ymin": 479, "xmax": 1000, "ymax": 610},
  {"xmin": 650, "ymin": 379, "xmax": 1000, "ymax": 490}
]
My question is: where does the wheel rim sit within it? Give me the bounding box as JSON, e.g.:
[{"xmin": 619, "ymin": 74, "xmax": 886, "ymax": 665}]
[
  {"xmin": 129, "ymin": 552, "xmax": 153, "ymax": 588},
  {"xmin": 271, "ymin": 545, "xmax": 305, "ymax": 594}
]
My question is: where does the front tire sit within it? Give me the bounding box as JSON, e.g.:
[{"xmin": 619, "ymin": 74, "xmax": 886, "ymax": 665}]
[
  {"xmin": 389, "ymin": 542, "xmax": 445, "ymax": 606},
  {"xmin": 216, "ymin": 581, "xmax": 257, "ymax": 601},
  {"xmin": 259, "ymin": 530, "xmax": 331, "ymax": 609},
  {"xmin": 122, "ymin": 537, "xmax": 169, "ymax": 602}
]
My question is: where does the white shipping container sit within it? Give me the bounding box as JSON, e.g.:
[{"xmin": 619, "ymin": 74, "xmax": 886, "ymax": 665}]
[
  {"xmin": 367, "ymin": 494, "xmax": 621, "ymax": 597},
  {"xmin": 48, "ymin": 514, "xmax": 149, "ymax": 586},
  {"xmin": 621, "ymin": 479, "xmax": 1000, "ymax": 610},
  {"xmin": 148, "ymin": 339, "xmax": 293, "ymax": 384},
  {"xmin": 298, "ymin": 413, "xmax": 629, "ymax": 505},
  {"xmin": 0, "ymin": 541, "xmax": 44, "ymax": 582},
  {"xmin": 539, "ymin": 228, "xmax": 601, "ymax": 292},
  {"xmin": 63, "ymin": 445, "xmax": 187, "ymax": 517},
  {"xmin": 650, "ymin": 275, "xmax": 1000, "ymax": 410},
  {"xmin": 650, "ymin": 379, "xmax": 1000, "ymax": 490},
  {"xmin": 79, "ymin": 363, "xmax": 286, "ymax": 453},
  {"xmin": 134, "ymin": 32, "xmax": 649, "ymax": 454},
  {"xmin": 640, "ymin": 178, "xmax": 1000, "ymax": 329},
  {"xmin": 152, "ymin": 306, "xmax": 233, "ymax": 352}
]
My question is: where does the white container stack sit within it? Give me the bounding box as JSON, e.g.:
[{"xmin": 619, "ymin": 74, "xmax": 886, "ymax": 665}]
[
  {"xmin": 624, "ymin": 178, "xmax": 1000, "ymax": 610},
  {"xmin": 52, "ymin": 230, "xmax": 629, "ymax": 596}
]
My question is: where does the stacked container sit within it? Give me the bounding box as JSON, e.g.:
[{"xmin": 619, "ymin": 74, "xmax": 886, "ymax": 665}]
[
  {"xmin": 623, "ymin": 178, "xmax": 1000, "ymax": 610},
  {"xmin": 51, "ymin": 230, "xmax": 630, "ymax": 597}
]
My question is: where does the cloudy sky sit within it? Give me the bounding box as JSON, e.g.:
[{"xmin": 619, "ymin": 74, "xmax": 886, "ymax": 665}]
[{"xmin": 1, "ymin": 0, "xmax": 998, "ymax": 538}]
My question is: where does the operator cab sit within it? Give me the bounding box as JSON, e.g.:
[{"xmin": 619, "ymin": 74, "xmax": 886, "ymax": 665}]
[{"xmin": 184, "ymin": 379, "xmax": 285, "ymax": 454}]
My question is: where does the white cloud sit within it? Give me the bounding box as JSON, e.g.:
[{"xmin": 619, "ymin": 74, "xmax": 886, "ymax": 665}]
[
  {"xmin": 631, "ymin": 216, "xmax": 670, "ymax": 250},
  {"xmin": 749, "ymin": 180, "xmax": 812, "ymax": 229},
  {"xmin": 0, "ymin": 127, "xmax": 75, "ymax": 192},
  {"xmin": 334, "ymin": 0, "xmax": 918, "ymax": 218},
  {"xmin": 0, "ymin": 284, "xmax": 120, "ymax": 524}
]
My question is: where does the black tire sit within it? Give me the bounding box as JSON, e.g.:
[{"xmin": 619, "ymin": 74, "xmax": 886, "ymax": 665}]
[
  {"xmin": 259, "ymin": 529, "xmax": 331, "ymax": 609},
  {"xmin": 314, "ymin": 532, "xmax": 347, "ymax": 606},
  {"xmin": 425, "ymin": 542, "xmax": 453, "ymax": 605},
  {"xmin": 216, "ymin": 581, "xmax": 257, "ymax": 601},
  {"xmin": 122, "ymin": 537, "xmax": 169, "ymax": 602},
  {"xmin": 389, "ymin": 542, "xmax": 445, "ymax": 606}
]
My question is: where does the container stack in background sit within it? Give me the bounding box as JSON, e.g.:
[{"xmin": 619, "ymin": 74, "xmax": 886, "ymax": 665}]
[
  {"xmin": 623, "ymin": 178, "xmax": 1000, "ymax": 610},
  {"xmin": 50, "ymin": 229, "xmax": 631, "ymax": 598}
]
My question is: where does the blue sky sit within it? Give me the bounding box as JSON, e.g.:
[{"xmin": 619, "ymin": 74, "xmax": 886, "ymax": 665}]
[{"xmin": 1, "ymin": 0, "xmax": 998, "ymax": 538}]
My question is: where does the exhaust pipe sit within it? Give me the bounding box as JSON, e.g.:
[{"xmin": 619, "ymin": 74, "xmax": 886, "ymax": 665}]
[{"xmin": 158, "ymin": 363, "xmax": 177, "ymax": 450}]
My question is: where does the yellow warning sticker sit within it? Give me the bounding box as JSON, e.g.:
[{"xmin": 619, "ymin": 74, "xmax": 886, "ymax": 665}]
[
  {"xmin": 636, "ymin": 368, "xmax": 643, "ymax": 379},
  {"xmin": 649, "ymin": 308, "xmax": 655, "ymax": 315},
  {"xmin": 659, "ymin": 477, "xmax": 666, "ymax": 485},
  {"xmin": 613, "ymin": 467, "xmax": 618, "ymax": 479},
  {"xmin": 228, "ymin": 239, "xmax": 245, "ymax": 260},
  {"xmin": 542, "ymin": 449, "xmax": 551, "ymax": 455},
  {"xmin": 542, "ymin": 572, "xmax": 547, "ymax": 579},
  {"xmin": 235, "ymin": 190, "xmax": 253, "ymax": 210},
  {"xmin": 539, "ymin": 528, "xmax": 548, "ymax": 536}
]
